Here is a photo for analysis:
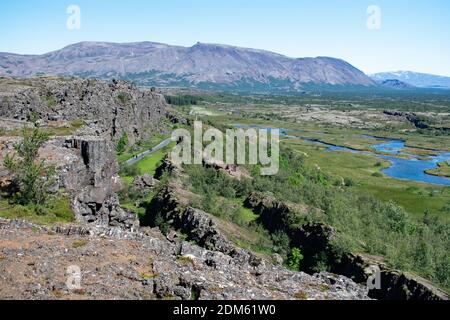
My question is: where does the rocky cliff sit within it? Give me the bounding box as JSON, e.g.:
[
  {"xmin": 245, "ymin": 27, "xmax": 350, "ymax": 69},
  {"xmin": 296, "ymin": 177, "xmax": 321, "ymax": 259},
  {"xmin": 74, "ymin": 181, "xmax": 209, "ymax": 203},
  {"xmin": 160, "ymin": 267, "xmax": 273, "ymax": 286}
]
[
  {"xmin": 61, "ymin": 137, "xmax": 139, "ymax": 229},
  {"xmin": 244, "ymin": 191, "xmax": 449, "ymax": 300},
  {"xmin": 0, "ymin": 77, "xmax": 172, "ymax": 229},
  {"xmin": 0, "ymin": 77, "xmax": 168, "ymax": 143}
]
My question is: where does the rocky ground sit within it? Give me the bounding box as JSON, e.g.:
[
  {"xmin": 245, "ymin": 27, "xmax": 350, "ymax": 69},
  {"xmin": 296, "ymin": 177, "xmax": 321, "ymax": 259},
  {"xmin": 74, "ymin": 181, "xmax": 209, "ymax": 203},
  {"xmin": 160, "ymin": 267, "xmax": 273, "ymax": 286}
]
[{"xmin": 0, "ymin": 218, "xmax": 370, "ymax": 300}]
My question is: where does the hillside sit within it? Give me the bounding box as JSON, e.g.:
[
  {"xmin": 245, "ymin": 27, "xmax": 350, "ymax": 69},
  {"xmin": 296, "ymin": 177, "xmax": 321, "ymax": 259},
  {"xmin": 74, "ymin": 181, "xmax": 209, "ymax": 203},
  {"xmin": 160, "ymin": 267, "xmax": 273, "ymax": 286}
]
[
  {"xmin": 0, "ymin": 41, "xmax": 376, "ymax": 92},
  {"xmin": 371, "ymin": 71, "xmax": 450, "ymax": 89}
]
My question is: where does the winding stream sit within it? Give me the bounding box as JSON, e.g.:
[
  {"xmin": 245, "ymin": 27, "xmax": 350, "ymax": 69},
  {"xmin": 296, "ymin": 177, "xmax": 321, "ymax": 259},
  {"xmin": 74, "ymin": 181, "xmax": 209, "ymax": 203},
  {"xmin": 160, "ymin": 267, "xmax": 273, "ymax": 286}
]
[{"xmin": 234, "ymin": 124, "xmax": 450, "ymax": 186}]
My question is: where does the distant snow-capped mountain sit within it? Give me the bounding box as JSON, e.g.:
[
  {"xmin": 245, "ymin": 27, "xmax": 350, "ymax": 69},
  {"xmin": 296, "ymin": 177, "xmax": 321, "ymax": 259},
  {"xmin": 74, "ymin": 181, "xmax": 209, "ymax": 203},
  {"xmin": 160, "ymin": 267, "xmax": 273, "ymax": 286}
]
[{"xmin": 370, "ymin": 71, "xmax": 450, "ymax": 89}]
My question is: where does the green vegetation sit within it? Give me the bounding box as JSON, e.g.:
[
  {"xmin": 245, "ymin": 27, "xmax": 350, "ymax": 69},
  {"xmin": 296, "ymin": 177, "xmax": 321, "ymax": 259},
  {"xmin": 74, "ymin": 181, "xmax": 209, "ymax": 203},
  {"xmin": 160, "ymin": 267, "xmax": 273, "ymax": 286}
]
[
  {"xmin": 72, "ymin": 239, "xmax": 89, "ymax": 248},
  {"xmin": 287, "ymin": 248, "xmax": 304, "ymax": 271},
  {"xmin": 181, "ymin": 146, "xmax": 450, "ymax": 292},
  {"xmin": 0, "ymin": 121, "xmax": 85, "ymax": 138},
  {"xmin": 255, "ymin": 148, "xmax": 450, "ymax": 291},
  {"xmin": 134, "ymin": 144, "xmax": 174, "ymax": 176},
  {"xmin": 151, "ymin": 90, "xmax": 450, "ymax": 292},
  {"xmin": 44, "ymin": 95, "xmax": 57, "ymax": 107},
  {"xmin": 118, "ymin": 140, "xmax": 176, "ymax": 179},
  {"xmin": 116, "ymin": 132, "xmax": 129, "ymax": 154},
  {"xmin": 3, "ymin": 125, "xmax": 55, "ymax": 206},
  {"xmin": 284, "ymin": 139, "xmax": 449, "ymax": 219},
  {"xmin": 117, "ymin": 92, "xmax": 130, "ymax": 105},
  {"xmin": 117, "ymin": 134, "xmax": 169, "ymax": 164},
  {"xmin": 177, "ymin": 255, "xmax": 195, "ymax": 266},
  {"xmin": 0, "ymin": 125, "xmax": 74, "ymax": 224},
  {"xmin": 70, "ymin": 119, "xmax": 85, "ymax": 129},
  {"xmin": 165, "ymin": 94, "xmax": 203, "ymax": 106},
  {"xmin": 117, "ymin": 136, "xmax": 176, "ymax": 221},
  {"xmin": 426, "ymin": 162, "xmax": 450, "ymax": 178},
  {"xmin": 0, "ymin": 195, "xmax": 74, "ymax": 225},
  {"xmin": 0, "ymin": 126, "xmax": 73, "ymax": 224}
]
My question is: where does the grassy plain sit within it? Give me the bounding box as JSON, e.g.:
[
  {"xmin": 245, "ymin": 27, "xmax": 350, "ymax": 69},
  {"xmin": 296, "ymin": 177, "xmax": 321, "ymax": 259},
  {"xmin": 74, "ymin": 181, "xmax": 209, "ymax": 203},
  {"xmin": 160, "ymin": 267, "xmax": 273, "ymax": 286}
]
[{"xmin": 188, "ymin": 96, "xmax": 450, "ymax": 221}]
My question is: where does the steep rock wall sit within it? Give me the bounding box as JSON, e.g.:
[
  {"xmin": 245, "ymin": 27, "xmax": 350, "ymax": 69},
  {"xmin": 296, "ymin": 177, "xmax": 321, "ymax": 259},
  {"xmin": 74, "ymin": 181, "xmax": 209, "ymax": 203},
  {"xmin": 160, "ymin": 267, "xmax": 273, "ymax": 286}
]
[
  {"xmin": 0, "ymin": 77, "xmax": 169, "ymax": 143},
  {"xmin": 244, "ymin": 191, "xmax": 449, "ymax": 300}
]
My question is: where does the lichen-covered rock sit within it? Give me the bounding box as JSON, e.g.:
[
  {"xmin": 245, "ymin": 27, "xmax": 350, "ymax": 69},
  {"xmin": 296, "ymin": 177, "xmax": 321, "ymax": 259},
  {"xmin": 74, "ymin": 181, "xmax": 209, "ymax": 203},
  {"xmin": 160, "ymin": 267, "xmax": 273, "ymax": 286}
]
[
  {"xmin": 132, "ymin": 174, "xmax": 159, "ymax": 194},
  {"xmin": 0, "ymin": 217, "xmax": 370, "ymax": 300},
  {"xmin": 154, "ymin": 155, "xmax": 183, "ymax": 180},
  {"xmin": 0, "ymin": 77, "xmax": 180, "ymax": 230},
  {"xmin": 57, "ymin": 136, "xmax": 138, "ymax": 229},
  {"xmin": 0, "ymin": 77, "xmax": 169, "ymax": 143}
]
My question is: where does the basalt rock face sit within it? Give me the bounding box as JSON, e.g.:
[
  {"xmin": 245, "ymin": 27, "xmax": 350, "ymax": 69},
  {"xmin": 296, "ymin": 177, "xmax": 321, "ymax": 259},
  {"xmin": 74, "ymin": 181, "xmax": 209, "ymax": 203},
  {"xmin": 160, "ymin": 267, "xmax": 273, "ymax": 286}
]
[
  {"xmin": 0, "ymin": 77, "xmax": 168, "ymax": 143},
  {"xmin": 382, "ymin": 110, "xmax": 429, "ymax": 129},
  {"xmin": 154, "ymin": 155, "xmax": 183, "ymax": 180},
  {"xmin": 59, "ymin": 137, "xmax": 138, "ymax": 229},
  {"xmin": 146, "ymin": 186, "xmax": 236, "ymax": 255},
  {"xmin": 0, "ymin": 77, "xmax": 171, "ymax": 229},
  {"xmin": 132, "ymin": 174, "xmax": 160, "ymax": 195},
  {"xmin": 244, "ymin": 192, "xmax": 449, "ymax": 300},
  {"xmin": 135, "ymin": 187, "xmax": 370, "ymax": 300},
  {"xmin": 244, "ymin": 191, "xmax": 308, "ymax": 234}
]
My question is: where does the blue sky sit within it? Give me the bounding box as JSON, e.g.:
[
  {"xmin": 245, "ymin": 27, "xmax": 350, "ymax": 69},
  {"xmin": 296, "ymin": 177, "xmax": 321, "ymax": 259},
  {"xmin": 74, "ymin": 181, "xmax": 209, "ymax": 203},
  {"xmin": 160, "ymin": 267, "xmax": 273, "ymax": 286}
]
[{"xmin": 0, "ymin": 0, "xmax": 449, "ymax": 75}]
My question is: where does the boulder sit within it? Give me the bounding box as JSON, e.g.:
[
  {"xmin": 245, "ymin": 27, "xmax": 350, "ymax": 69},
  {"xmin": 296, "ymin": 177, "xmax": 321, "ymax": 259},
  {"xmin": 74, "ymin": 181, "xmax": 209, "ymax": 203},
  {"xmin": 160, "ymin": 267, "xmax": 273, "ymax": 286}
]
[
  {"xmin": 132, "ymin": 174, "xmax": 159, "ymax": 193},
  {"xmin": 154, "ymin": 155, "xmax": 183, "ymax": 179},
  {"xmin": 60, "ymin": 136, "xmax": 139, "ymax": 229}
]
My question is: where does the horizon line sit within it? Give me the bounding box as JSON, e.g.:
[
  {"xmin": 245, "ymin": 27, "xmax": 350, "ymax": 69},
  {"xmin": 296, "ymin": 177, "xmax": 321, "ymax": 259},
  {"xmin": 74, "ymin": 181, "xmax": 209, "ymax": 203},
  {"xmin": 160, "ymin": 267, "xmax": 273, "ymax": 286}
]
[{"xmin": 1, "ymin": 40, "xmax": 450, "ymax": 78}]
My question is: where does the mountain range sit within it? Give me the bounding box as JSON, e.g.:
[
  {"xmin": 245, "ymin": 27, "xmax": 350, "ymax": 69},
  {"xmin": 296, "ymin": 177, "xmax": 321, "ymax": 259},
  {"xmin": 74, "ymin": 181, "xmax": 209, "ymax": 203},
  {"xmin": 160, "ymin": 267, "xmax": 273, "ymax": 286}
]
[
  {"xmin": 0, "ymin": 41, "xmax": 375, "ymax": 92},
  {"xmin": 370, "ymin": 71, "xmax": 450, "ymax": 89},
  {"xmin": 377, "ymin": 79, "xmax": 415, "ymax": 89}
]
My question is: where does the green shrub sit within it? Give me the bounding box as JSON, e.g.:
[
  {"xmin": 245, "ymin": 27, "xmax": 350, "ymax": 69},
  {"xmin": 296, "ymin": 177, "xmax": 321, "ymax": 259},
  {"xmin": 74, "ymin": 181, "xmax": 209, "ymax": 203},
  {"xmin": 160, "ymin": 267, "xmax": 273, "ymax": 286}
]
[
  {"xmin": 3, "ymin": 125, "xmax": 55, "ymax": 206},
  {"xmin": 372, "ymin": 172, "xmax": 383, "ymax": 177},
  {"xmin": 287, "ymin": 248, "xmax": 303, "ymax": 271},
  {"xmin": 154, "ymin": 212, "xmax": 169, "ymax": 235},
  {"xmin": 117, "ymin": 92, "xmax": 130, "ymax": 105},
  {"xmin": 116, "ymin": 132, "xmax": 129, "ymax": 154},
  {"xmin": 44, "ymin": 95, "xmax": 57, "ymax": 107},
  {"xmin": 119, "ymin": 163, "xmax": 140, "ymax": 177}
]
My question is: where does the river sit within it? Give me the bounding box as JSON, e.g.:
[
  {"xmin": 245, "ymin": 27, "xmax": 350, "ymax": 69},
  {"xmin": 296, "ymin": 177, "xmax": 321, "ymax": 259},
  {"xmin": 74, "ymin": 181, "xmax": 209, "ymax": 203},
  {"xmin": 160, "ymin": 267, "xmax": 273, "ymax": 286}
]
[{"xmin": 233, "ymin": 124, "xmax": 450, "ymax": 186}]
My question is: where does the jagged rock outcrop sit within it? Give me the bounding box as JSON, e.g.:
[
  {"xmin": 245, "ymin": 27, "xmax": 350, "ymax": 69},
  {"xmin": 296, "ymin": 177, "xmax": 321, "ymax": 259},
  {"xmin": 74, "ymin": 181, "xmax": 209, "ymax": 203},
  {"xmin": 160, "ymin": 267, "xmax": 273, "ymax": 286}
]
[
  {"xmin": 244, "ymin": 191, "xmax": 309, "ymax": 233},
  {"xmin": 146, "ymin": 186, "xmax": 237, "ymax": 254},
  {"xmin": 0, "ymin": 77, "xmax": 177, "ymax": 229},
  {"xmin": 203, "ymin": 157, "xmax": 251, "ymax": 180},
  {"xmin": 0, "ymin": 77, "xmax": 168, "ymax": 143},
  {"xmin": 57, "ymin": 136, "xmax": 138, "ymax": 229},
  {"xmin": 244, "ymin": 192, "xmax": 449, "ymax": 300},
  {"xmin": 383, "ymin": 110, "xmax": 429, "ymax": 129},
  {"xmin": 294, "ymin": 224, "xmax": 448, "ymax": 300},
  {"xmin": 154, "ymin": 155, "xmax": 183, "ymax": 180},
  {"xmin": 132, "ymin": 174, "xmax": 160, "ymax": 194},
  {"xmin": 0, "ymin": 217, "xmax": 370, "ymax": 300}
]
